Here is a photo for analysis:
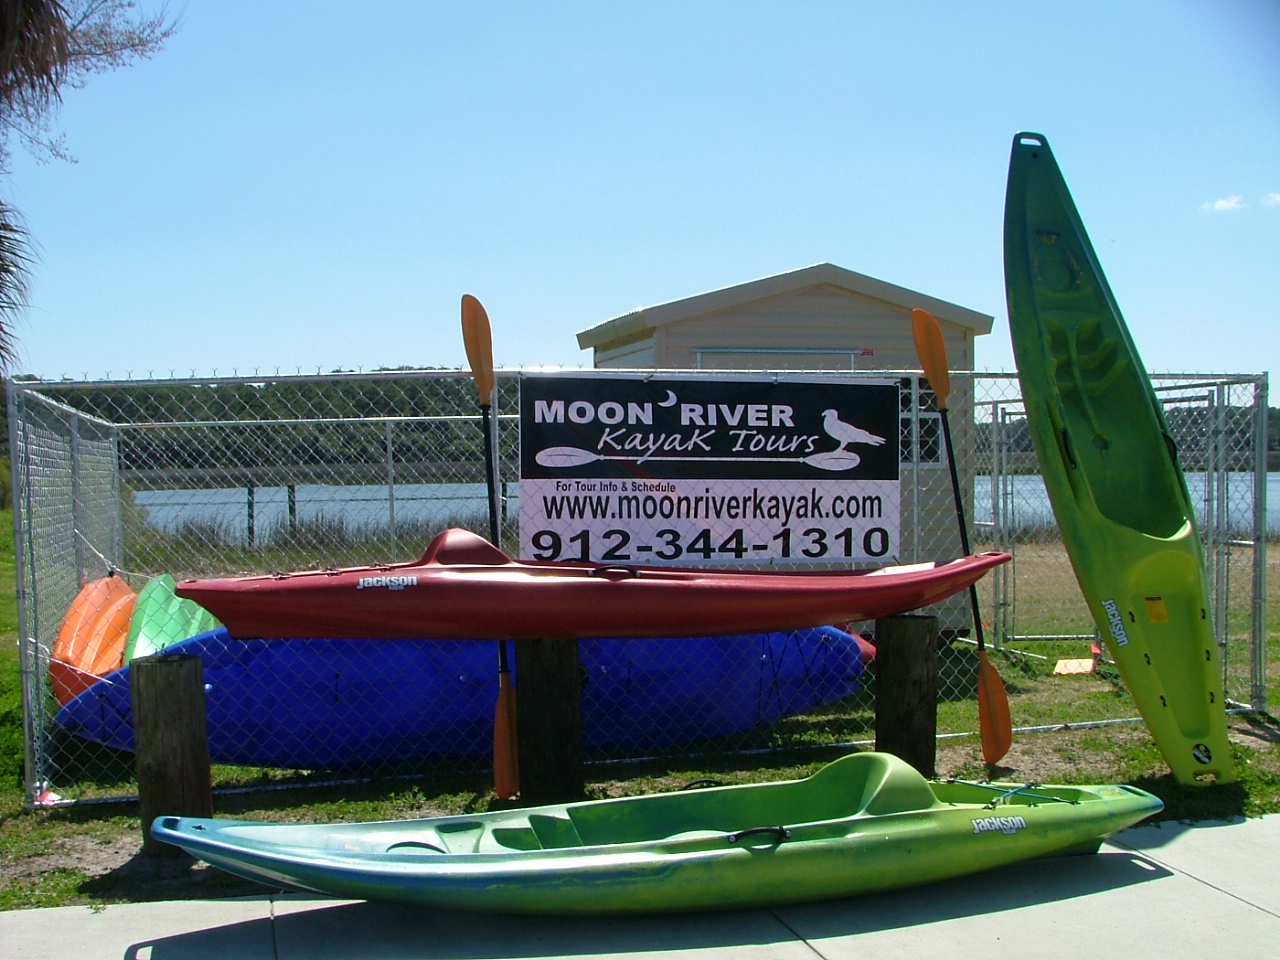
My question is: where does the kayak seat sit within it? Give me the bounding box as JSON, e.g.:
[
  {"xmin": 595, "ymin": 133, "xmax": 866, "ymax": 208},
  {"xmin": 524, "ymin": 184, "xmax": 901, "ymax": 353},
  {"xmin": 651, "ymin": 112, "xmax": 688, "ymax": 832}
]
[
  {"xmin": 1046, "ymin": 317, "xmax": 1126, "ymax": 407},
  {"xmin": 528, "ymin": 814, "xmax": 583, "ymax": 849},
  {"xmin": 1043, "ymin": 313, "xmax": 1188, "ymax": 539},
  {"xmin": 561, "ymin": 752, "xmax": 938, "ymax": 847},
  {"xmin": 490, "ymin": 826, "xmax": 542, "ymax": 851},
  {"xmin": 417, "ymin": 528, "xmax": 511, "ymax": 566}
]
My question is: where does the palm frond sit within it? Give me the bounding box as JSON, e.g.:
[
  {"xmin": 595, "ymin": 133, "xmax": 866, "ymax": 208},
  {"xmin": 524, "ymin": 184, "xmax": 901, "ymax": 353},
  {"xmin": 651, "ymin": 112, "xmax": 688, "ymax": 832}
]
[
  {"xmin": 0, "ymin": 0, "xmax": 70, "ymax": 111},
  {"xmin": 0, "ymin": 198, "xmax": 30, "ymax": 366}
]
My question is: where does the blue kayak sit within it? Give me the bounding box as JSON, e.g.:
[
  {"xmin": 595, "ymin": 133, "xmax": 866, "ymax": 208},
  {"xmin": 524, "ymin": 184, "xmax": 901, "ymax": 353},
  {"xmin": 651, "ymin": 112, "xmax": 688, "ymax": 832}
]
[{"xmin": 55, "ymin": 627, "xmax": 865, "ymax": 769}]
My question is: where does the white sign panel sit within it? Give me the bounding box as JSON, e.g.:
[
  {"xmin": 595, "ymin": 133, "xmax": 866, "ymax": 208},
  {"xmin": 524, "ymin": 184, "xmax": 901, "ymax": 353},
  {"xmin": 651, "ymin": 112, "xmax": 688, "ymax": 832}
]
[{"xmin": 518, "ymin": 376, "xmax": 900, "ymax": 564}]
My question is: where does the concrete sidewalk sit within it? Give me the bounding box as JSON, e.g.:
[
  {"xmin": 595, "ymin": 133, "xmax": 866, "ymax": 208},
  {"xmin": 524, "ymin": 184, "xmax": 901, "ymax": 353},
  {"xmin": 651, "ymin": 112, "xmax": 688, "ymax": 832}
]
[{"xmin": 5, "ymin": 816, "xmax": 1278, "ymax": 960}]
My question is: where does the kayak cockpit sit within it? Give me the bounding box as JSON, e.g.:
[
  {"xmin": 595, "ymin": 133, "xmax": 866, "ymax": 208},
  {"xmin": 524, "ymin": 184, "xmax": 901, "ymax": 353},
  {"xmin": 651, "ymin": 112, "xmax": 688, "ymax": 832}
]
[
  {"xmin": 349, "ymin": 752, "xmax": 944, "ymax": 856},
  {"xmin": 196, "ymin": 753, "xmax": 945, "ymax": 860}
]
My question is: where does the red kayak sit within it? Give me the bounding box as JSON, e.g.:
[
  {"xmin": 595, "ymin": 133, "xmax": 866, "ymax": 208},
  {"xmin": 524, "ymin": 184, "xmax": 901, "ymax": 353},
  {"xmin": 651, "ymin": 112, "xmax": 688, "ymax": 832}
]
[{"xmin": 176, "ymin": 528, "xmax": 1010, "ymax": 641}]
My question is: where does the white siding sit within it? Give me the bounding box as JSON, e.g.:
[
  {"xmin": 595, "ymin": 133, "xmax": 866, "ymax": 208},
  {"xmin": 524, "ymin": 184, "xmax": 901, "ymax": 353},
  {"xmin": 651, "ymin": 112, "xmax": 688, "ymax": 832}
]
[{"xmin": 647, "ymin": 285, "xmax": 972, "ymax": 372}]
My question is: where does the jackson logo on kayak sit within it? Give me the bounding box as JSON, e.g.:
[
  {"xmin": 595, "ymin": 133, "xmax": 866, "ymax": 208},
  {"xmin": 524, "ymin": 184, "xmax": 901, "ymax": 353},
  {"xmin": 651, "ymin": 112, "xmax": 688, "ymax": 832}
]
[
  {"xmin": 355, "ymin": 575, "xmax": 419, "ymax": 591},
  {"xmin": 971, "ymin": 815, "xmax": 1028, "ymax": 836},
  {"xmin": 1101, "ymin": 599, "xmax": 1131, "ymax": 647}
]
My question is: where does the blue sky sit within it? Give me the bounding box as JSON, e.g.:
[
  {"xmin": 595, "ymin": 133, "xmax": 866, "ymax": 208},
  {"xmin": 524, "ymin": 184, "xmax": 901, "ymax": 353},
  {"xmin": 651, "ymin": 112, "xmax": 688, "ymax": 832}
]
[{"xmin": 5, "ymin": 1, "xmax": 1278, "ymax": 387}]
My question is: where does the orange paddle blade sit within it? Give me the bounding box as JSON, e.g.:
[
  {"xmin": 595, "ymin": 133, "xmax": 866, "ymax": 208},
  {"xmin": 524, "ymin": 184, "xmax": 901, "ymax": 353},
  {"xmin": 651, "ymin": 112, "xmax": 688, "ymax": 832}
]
[
  {"xmin": 494, "ymin": 672, "xmax": 520, "ymax": 800},
  {"xmin": 910, "ymin": 308, "xmax": 952, "ymax": 411},
  {"xmin": 461, "ymin": 294, "xmax": 495, "ymax": 403},
  {"xmin": 977, "ymin": 649, "xmax": 1013, "ymax": 765}
]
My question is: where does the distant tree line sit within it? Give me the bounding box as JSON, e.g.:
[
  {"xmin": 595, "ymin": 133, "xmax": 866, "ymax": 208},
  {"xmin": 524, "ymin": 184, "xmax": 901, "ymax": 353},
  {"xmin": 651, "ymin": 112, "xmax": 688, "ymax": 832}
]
[
  {"xmin": 4, "ymin": 372, "xmax": 515, "ymax": 490},
  {"xmin": 978, "ymin": 404, "xmax": 1266, "ymax": 473},
  {"xmin": 0, "ymin": 379, "xmax": 1273, "ymax": 504}
]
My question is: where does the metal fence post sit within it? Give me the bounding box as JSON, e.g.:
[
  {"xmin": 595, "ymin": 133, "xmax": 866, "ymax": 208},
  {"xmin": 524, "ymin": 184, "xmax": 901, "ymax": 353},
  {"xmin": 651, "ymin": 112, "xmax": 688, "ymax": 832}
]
[
  {"xmin": 385, "ymin": 418, "xmax": 397, "ymax": 549},
  {"xmin": 70, "ymin": 415, "xmax": 84, "ymax": 585},
  {"xmin": 1252, "ymin": 374, "xmax": 1269, "ymax": 712},
  {"xmin": 8, "ymin": 382, "xmax": 41, "ymax": 805}
]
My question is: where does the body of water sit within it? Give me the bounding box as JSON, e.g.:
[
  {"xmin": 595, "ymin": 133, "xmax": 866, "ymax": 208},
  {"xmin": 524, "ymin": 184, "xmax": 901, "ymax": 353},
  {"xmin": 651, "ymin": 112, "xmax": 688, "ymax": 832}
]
[
  {"xmin": 135, "ymin": 482, "xmax": 499, "ymax": 543},
  {"xmin": 133, "ymin": 471, "xmax": 1278, "ymax": 545},
  {"xmin": 972, "ymin": 471, "xmax": 1274, "ymax": 537}
]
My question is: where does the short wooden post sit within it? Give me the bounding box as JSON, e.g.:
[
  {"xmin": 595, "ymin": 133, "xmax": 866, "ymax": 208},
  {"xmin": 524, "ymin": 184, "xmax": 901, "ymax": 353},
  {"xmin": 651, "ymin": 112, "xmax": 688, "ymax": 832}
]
[
  {"xmin": 132, "ymin": 654, "xmax": 213, "ymax": 857},
  {"xmin": 513, "ymin": 638, "xmax": 585, "ymax": 805},
  {"xmin": 874, "ymin": 614, "xmax": 938, "ymax": 777}
]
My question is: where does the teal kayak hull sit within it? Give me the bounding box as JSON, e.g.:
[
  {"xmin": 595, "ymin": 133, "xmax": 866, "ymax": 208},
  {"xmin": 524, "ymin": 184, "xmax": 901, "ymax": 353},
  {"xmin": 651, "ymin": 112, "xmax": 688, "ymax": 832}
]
[
  {"xmin": 152, "ymin": 751, "xmax": 1161, "ymax": 915},
  {"xmin": 1003, "ymin": 132, "xmax": 1234, "ymax": 784}
]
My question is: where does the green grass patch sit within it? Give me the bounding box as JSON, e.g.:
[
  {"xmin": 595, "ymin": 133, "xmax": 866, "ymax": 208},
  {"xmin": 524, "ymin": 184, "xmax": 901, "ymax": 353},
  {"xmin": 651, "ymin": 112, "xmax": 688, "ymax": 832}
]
[
  {"xmin": 0, "ymin": 869, "xmax": 90, "ymax": 911},
  {"xmin": 0, "ymin": 509, "xmax": 23, "ymax": 800}
]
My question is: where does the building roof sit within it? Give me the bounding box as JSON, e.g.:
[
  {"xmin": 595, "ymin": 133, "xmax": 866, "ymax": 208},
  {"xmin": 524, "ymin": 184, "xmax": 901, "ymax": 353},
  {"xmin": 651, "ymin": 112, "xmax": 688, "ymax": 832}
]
[{"xmin": 576, "ymin": 262, "xmax": 995, "ymax": 351}]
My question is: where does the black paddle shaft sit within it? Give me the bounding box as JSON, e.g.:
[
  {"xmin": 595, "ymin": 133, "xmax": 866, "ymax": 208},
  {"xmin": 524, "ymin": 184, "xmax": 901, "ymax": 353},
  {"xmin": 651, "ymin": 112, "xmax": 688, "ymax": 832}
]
[
  {"xmin": 478, "ymin": 403, "xmax": 509, "ymax": 674},
  {"xmin": 480, "ymin": 404, "xmax": 500, "ymax": 546},
  {"xmin": 938, "ymin": 408, "xmax": 987, "ymax": 651}
]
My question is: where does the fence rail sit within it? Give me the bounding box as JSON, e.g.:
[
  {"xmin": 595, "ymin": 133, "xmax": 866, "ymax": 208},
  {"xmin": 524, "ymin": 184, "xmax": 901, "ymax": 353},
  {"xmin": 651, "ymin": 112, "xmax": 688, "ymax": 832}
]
[{"xmin": 7, "ymin": 369, "xmax": 1267, "ymax": 806}]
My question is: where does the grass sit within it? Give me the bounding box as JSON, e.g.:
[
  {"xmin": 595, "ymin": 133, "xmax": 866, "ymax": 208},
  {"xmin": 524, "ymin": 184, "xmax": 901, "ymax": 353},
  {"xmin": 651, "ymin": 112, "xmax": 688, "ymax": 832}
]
[
  {"xmin": 1, "ymin": 509, "xmax": 1279, "ymax": 910},
  {"xmin": 123, "ymin": 510, "xmax": 498, "ymax": 580},
  {"xmin": 0, "ymin": 511, "xmax": 22, "ymax": 801}
]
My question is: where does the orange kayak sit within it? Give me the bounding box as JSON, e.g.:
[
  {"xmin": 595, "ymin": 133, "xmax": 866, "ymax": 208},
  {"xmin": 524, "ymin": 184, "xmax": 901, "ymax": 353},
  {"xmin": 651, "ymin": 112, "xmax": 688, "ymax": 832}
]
[
  {"xmin": 177, "ymin": 528, "xmax": 1010, "ymax": 641},
  {"xmin": 50, "ymin": 575, "xmax": 137, "ymax": 704}
]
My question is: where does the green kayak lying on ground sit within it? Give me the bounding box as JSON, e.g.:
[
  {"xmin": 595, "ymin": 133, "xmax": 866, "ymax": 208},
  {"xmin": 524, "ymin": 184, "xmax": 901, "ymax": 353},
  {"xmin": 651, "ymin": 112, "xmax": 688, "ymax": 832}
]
[
  {"xmin": 152, "ymin": 751, "xmax": 1162, "ymax": 915},
  {"xmin": 1003, "ymin": 131, "xmax": 1235, "ymax": 785}
]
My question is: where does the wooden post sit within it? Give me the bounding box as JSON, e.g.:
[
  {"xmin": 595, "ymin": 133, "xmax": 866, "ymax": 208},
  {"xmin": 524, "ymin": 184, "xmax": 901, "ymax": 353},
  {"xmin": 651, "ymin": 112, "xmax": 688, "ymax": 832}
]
[
  {"xmin": 874, "ymin": 614, "xmax": 938, "ymax": 777},
  {"xmin": 513, "ymin": 638, "xmax": 585, "ymax": 805},
  {"xmin": 132, "ymin": 654, "xmax": 213, "ymax": 857}
]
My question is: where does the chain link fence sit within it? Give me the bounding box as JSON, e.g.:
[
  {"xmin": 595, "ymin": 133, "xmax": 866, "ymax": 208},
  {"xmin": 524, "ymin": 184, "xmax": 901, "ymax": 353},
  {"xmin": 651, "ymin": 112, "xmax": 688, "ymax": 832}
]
[{"xmin": 7, "ymin": 369, "xmax": 1268, "ymax": 805}]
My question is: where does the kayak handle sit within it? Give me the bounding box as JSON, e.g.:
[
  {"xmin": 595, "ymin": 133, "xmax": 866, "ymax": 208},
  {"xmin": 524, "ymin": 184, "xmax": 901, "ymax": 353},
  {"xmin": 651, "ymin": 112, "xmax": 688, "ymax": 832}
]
[
  {"xmin": 682, "ymin": 778, "xmax": 723, "ymax": 790},
  {"xmin": 727, "ymin": 825, "xmax": 791, "ymax": 845},
  {"xmin": 590, "ymin": 566, "xmax": 638, "ymax": 580},
  {"xmin": 1060, "ymin": 428, "xmax": 1077, "ymax": 469}
]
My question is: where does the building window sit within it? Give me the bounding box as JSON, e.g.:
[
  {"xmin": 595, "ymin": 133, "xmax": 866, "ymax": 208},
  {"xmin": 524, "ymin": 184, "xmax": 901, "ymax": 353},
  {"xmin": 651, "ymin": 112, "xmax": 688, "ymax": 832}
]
[{"xmin": 899, "ymin": 376, "xmax": 943, "ymax": 466}]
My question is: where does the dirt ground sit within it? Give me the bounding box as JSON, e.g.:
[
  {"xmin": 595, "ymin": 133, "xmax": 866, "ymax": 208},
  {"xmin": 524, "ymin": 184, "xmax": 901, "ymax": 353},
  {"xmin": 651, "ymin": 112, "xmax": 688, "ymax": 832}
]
[{"xmin": 2, "ymin": 833, "xmax": 275, "ymax": 903}]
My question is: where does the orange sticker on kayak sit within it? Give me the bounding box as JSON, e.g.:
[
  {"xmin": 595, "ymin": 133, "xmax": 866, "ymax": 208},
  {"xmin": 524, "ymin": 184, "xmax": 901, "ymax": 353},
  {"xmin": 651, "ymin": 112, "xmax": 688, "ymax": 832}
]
[{"xmin": 1144, "ymin": 597, "xmax": 1169, "ymax": 623}]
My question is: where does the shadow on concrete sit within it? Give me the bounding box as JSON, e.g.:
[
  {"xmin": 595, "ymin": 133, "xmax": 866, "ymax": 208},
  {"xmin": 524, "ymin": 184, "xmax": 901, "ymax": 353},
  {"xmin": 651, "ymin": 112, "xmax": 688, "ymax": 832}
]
[
  {"xmin": 1108, "ymin": 815, "xmax": 1248, "ymax": 853},
  {"xmin": 124, "ymin": 849, "xmax": 1171, "ymax": 960},
  {"xmin": 772, "ymin": 847, "xmax": 1171, "ymax": 940},
  {"xmin": 79, "ymin": 849, "xmax": 276, "ymax": 904}
]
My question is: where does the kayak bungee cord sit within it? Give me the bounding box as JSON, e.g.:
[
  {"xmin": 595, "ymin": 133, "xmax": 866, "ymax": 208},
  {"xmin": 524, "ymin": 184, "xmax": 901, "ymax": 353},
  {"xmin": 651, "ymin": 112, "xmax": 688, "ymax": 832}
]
[{"xmin": 943, "ymin": 778, "xmax": 1080, "ymax": 807}]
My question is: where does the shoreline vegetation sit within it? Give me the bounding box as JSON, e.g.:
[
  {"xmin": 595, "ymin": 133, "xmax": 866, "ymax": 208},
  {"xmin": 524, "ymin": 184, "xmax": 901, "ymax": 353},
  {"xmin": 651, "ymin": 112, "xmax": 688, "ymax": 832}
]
[{"xmin": 123, "ymin": 467, "xmax": 1280, "ymax": 563}]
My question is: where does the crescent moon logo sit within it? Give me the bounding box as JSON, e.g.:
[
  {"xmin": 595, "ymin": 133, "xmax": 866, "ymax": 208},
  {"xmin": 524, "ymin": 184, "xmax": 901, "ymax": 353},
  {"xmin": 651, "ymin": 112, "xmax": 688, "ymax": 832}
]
[{"xmin": 658, "ymin": 390, "xmax": 678, "ymax": 407}]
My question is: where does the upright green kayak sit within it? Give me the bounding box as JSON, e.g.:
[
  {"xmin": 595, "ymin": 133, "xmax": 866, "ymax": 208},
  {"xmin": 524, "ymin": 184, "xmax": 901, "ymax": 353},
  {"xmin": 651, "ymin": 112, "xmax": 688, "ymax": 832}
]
[
  {"xmin": 1003, "ymin": 132, "xmax": 1234, "ymax": 785},
  {"xmin": 152, "ymin": 751, "xmax": 1161, "ymax": 914}
]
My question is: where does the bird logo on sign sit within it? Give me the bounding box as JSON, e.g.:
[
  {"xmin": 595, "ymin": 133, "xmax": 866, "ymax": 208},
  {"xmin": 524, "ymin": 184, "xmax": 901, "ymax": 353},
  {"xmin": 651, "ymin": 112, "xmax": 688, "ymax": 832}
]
[{"xmin": 821, "ymin": 409, "xmax": 886, "ymax": 452}]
